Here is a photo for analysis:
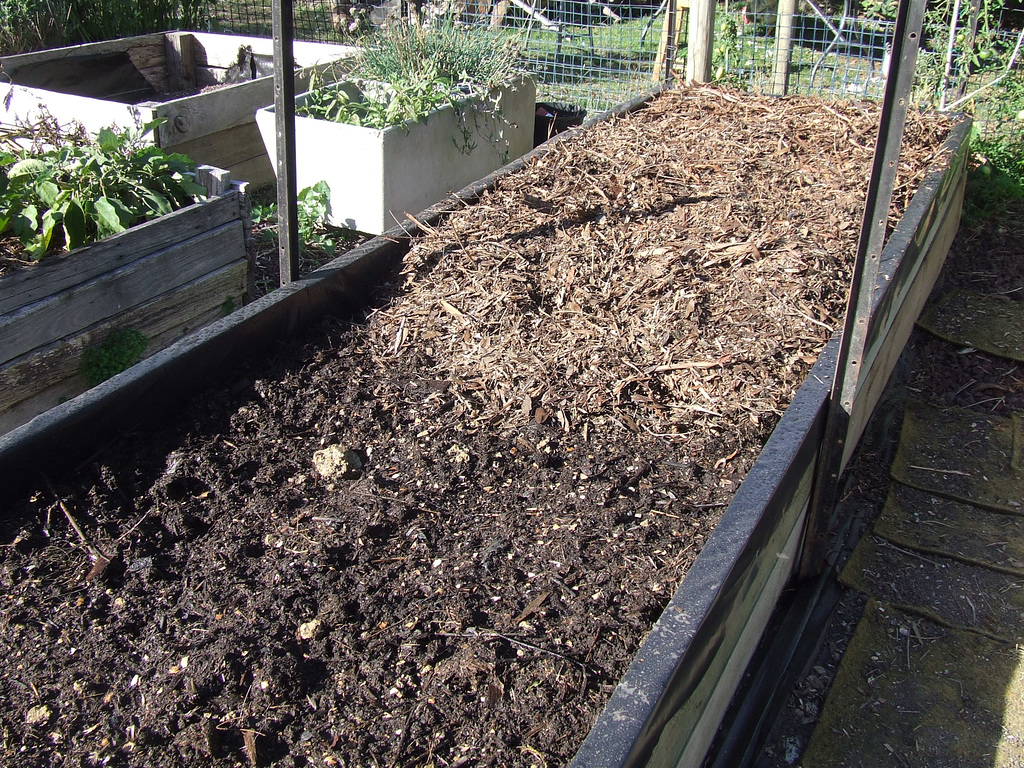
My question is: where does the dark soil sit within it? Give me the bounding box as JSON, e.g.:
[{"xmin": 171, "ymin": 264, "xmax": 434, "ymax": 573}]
[{"xmin": 0, "ymin": 87, "xmax": 955, "ymax": 768}]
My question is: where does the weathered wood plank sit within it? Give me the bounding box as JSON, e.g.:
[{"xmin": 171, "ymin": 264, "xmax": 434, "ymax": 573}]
[
  {"xmin": 845, "ymin": 172, "xmax": 966, "ymax": 467},
  {"xmin": 652, "ymin": 512, "xmax": 807, "ymax": 767},
  {"xmin": 0, "ymin": 33, "xmax": 165, "ymax": 69},
  {"xmin": 153, "ymin": 64, "xmax": 331, "ymax": 147},
  {"xmin": 0, "ymin": 221, "xmax": 245, "ymax": 365},
  {"xmin": 0, "ymin": 261, "xmax": 248, "ymax": 434},
  {"xmin": 154, "ymin": 78, "xmax": 276, "ymax": 145},
  {"xmin": 171, "ymin": 122, "xmax": 275, "ymax": 187},
  {"xmin": 0, "ymin": 194, "xmax": 244, "ymax": 316},
  {"xmin": 165, "ymin": 32, "xmax": 196, "ymax": 93},
  {"xmin": 841, "ymin": 124, "xmax": 970, "ymax": 469},
  {"xmin": 126, "ymin": 38, "xmax": 169, "ymax": 92},
  {"xmin": 229, "ymin": 153, "xmax": 276, "ymax": 189},
  {"xmin": 0, "ymin": 85, "xmax": 155, "ymax": 139}
]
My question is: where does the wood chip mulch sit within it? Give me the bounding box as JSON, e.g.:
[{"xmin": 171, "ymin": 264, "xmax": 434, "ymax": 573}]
[{"xmin": 370, "ymin": 85, "xmax": 954, "ymax": 446}]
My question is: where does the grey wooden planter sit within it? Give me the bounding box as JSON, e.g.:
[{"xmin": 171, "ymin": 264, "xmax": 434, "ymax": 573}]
[{"xmin": 0, "ymin": 168, "xmax": 252, "ymax": 435}]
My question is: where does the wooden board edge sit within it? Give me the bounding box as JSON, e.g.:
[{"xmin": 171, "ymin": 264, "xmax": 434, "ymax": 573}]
[
  {"xmin": 0, "ymin": 261, "xmax": 248, "ymax": 434},
  {"xmin": 565, "ymin": 339, "xmax": 836, "ymax": 768},
  {"xmin": 0, "ymin": 33, "xmax": 165, "ymax": 69},
  {"xmin": 843, "ymin": 174, "xmax": 966, "ymax": 467},
  {"xmin": 0, "ymin": 193, "xmax": 244, "ymax": 315},
  {"xmin": 651, "ymin": 514, "xmax": 807, "ymax": 768},
  {"xmin": 0, "ymin": 221, "xmax": 245, "ymax": 364}
]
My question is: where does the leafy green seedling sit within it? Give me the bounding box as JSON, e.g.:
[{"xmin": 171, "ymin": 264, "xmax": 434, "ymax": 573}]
[{"xmin": 1, "ymin": 119, "xmax": 206, "ymax": 260}]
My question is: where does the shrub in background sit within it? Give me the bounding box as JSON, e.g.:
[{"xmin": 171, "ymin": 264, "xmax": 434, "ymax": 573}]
[
  {"xmin": 0, "ymin": 0, "xmax": 211, "ymax": 55},
  {"xmin": 962, "ymin": 130, "xmax": 1024, "ymax": 226}
]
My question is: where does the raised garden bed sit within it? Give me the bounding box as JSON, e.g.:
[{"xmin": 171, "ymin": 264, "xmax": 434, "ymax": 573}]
[
  {"xmin": 0, "ymin": 87, "xmax": 965, "ymax": 767},
  {"xmin": 255, "ymin": 76, "xmax": 536, "ymax": 235},
  {"xmin": 0, "ymin": 168, "xmax": 251, "ymax": 436},
  {"xmin": 0, "ymin": 32, "xmax": 357, "ymax": 186}
]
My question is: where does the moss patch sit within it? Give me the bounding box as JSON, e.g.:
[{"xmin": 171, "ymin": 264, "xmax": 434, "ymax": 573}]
[
  {"xmin": 801, "ymin": 599, "xmax": 1024, "ymax": 767},
  {"xmin": 918, "ymin": 289, "xmax": 1024, "ymax": 362},
  {"xmin": 891, "ymin": 400, "xmax": 1024, "ymax": 515}
]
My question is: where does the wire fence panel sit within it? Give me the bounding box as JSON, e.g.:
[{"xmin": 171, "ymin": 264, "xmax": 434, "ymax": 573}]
[
  {"xmin": 716, "ymin": 2, "xmax": 1024, "ymax": 141},
  {"xmin": 203, "ymin": 0, "xmax": 1024, "ymax": 140},
  {"xmin": 719, "ymin": 6, "xmax": 891, "ymax": 100},
  {"xmin": 494, "ymin": 1, "xmax": 676, "ymax": 111},
  {"xmin": 207, "ymin": 0, "xmax": 674, "ymax": 112}
]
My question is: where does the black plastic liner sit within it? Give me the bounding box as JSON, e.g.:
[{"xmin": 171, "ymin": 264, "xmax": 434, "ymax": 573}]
[{"xmin": 534, "ymin": 101, "xmax": 588, "ymax": 146}]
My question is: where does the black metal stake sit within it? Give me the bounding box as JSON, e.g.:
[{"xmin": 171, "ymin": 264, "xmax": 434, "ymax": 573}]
[
  {"xmin": 272, "ymin": 0, "xmax": 300, "ymax": 286},
  {"xmin": 797, "ymin": 0, "xmax": 926, "ymax": 581}
]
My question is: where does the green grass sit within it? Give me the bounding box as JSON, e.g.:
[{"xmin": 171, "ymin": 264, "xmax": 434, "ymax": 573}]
[{"xmin": 206, "ymin": 3, "xmax": 668, "ymax": 114}]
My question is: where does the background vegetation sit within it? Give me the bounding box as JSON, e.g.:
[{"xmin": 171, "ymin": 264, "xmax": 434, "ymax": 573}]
[{"xmin": 0, "ymin": 0, "xmax": 211, "ymax": 54}]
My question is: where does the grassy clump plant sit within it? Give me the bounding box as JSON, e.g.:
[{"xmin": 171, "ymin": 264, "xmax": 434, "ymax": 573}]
[
  {"xmin": 0, "ymin": 0, "xmax": 66, "ymax": 55},
  {"xmin": 357, "ymin": 18, "xmax": 523, "ymax": 91},
  {"xmin": 297, "ymin": 18, "xmax": 524, "ymax": 131},
  {"xmin": 0, "ymin": 0, "xmax": 211, "ymax": 55}
]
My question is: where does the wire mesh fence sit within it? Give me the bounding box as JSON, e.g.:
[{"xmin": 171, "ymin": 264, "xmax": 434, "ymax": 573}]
[
  {"xmin": 207, "ymin": 0, "xmax": 675, "ymax": 112},
  {"xmin": 717, "ymin": 5, "xmax": 892, "ymax": 100},
  {"xmin": 201, "ymin": 0, "xmax": 1024, "ymax": 139},
  {"xmin": 723, "ymin": 2, "xmax": 1024, "ymax": 141}
]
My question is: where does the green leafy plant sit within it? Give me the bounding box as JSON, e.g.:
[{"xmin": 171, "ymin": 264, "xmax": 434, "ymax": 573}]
[
  {"xmin": 860, "ymin": 0, "xmax": 898, "ymax": 22},
  {"xmin": 298, "ymin": 66, "xmax": 457, "ymax": 130},
  {"xmin": 0, "ymin": 119, "xmax": 207, "ymax": 260},
  {"xmin": 251, "ymin": 181, "xmax": 356, "ymax": 259},
  {"xmin": 296, "ymin": 180, "xmax": 344, "ymax": 256},
  {"xmin": 79, "ymin": 328, "xmax": 148, "ymax": 386}
]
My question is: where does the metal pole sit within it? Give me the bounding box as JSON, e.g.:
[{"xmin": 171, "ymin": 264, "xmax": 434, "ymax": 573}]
[
  {"xmin": 272, "ymin": 0, "xmax": 300, "ymax": 286},
  {"xmin": 797, "ymin": 0, "xmax": 926, "ymax": 581},
  {"xmin": 664, "ymin": 0, "xmax": 678, "ymax": 86}
]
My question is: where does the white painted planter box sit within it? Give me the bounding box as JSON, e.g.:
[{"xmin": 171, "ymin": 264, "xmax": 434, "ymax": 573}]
[{"xmin": 256, "ymin": 76, "xmax": 536, "ymax": 234}]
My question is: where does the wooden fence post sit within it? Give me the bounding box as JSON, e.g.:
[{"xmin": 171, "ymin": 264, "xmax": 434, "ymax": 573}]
[
  {"xmin": 687, "ymin": 0, "xmax": 715, "ymax": 83},
  {"xmin": 772, "ymin": 0, "xmax": 798, "ymax": 95}
]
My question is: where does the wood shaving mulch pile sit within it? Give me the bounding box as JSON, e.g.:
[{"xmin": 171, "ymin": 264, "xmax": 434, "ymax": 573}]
[{"xmin": 370, "ymin": 86, "xmax": 953, "ymax": 446}]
